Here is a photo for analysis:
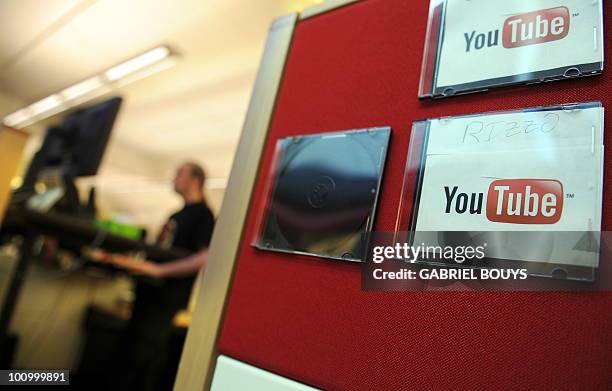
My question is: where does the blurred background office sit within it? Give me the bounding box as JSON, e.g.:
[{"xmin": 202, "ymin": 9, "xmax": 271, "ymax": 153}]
[{"xmin": 0, "ymin": 0, "xmax": 323, "ymax": 388}]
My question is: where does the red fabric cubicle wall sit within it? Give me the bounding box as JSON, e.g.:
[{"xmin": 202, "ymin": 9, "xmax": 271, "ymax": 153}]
[{"xmin": 218, "ymin": 1, "xmax": 612, "ymax": 389}]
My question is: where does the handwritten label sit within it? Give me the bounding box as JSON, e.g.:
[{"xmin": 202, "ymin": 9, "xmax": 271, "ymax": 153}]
[{"xmin": 461, "ymin": 113, "xmax": 560, "ymax": 144}]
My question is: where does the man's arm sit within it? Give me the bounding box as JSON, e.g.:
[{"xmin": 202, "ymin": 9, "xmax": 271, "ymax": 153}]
[
  {"xmin": 157, "ymin": 248, "xmax": 209, "ymax": 278},
  {"xmin": 105, "ymin": 249, "xmax": 209, "ymax": 278},
  {"xmin": 94, "ymin": 210, "xmax": 214, "ymax": 278}
]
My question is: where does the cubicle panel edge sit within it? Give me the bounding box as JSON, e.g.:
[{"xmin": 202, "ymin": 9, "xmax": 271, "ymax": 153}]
[{"xmin": 173, "ymin": 13, "xmax": 298, "ymax": 391}]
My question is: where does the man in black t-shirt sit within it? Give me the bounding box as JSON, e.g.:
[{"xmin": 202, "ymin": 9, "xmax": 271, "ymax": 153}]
[
  {"xmin": 111, "ymin": 162, "xmax": 215, "ymax": 391},
  {"xmin": 151, "ymin": 162, "xmax": 215, "ymax": 308}
]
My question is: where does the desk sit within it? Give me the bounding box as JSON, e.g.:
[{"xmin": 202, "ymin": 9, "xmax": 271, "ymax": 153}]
[{"xmin": 0, "ymin": 209, "xmax": 191, "ymax": 363}]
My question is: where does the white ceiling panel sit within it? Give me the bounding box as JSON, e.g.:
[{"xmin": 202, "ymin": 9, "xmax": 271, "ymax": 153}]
[{"xmin": 0, "ymin": 0, "xmax": 85, "ymax": 65}]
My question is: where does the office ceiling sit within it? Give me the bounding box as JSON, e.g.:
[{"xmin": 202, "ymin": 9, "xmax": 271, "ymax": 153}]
[{"xmin": 0, "ymin": 0, "xmax": 319, "ymax": 233}]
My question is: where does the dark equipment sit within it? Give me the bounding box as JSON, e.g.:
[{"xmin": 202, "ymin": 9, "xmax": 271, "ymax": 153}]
[
  {"xmin": 14, "ymin": 97, "xmax": 122, "ymax": 217},
  {"xmin": 22, "ymin": 97, "xmax": 122, "ymax": 185}
]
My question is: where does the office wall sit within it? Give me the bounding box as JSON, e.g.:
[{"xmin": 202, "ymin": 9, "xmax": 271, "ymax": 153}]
[
  {"xmin": 0, "ymin": 90, "xmax": 46, "ymax": 190},
  {"xmin": 0, "ymin": 92, "xmax": 28, "ymax": 220},
  {"xmin": 216, "ymin": 1, "xmax": 612, "ymax": 390},
  {"xmin": 0, "ymin": 127, "xmax": 28, "ymax": 225}
]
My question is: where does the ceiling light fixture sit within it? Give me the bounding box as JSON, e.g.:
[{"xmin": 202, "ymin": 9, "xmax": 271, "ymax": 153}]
[
  {"xmin": 105, "ymin": 46, "xmax": 171, "ymax": 81},
  {"xmin": 28, "ymin": 94, "xmax": 63, "ymax": 117},
  {"xmin": 2, "ymin": 45, "xmax": 176, "ymax": 129},
  {"xmin": 114, "ymin": 56, "xmax": 177, "ymax": 88},
  {"xmin": 3, "ymin": 109, "xmax": 33, "ymax": 128},
  {"xmin": 61, "ymin": 76, "xmax": 104, "ymax": 101}
]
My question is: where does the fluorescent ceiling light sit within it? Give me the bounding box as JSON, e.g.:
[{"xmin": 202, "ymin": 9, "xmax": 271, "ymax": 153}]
[
  {"xmin": 2, "ymin": 45, "xmax": 176, "ymax": 129},
  {"xmin": 61, "ymin": 76, "xmax": 104, "ymax": 101},
  {"xmin": 115, "ymin": 56, "xmax": 177, "ymax": 88},
  {"xmin": 105, "ymin": 46, "xmax": 170, "ymax": 81},
  {"xmin": 3, "ymin": 109, "xmax": 32, "ymax": 128},
  {"xmin": 28, "ymin": 94, "xmax": 63, "ymax": 117}
]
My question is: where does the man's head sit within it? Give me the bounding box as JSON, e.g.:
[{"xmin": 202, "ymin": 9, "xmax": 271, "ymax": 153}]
[{"xmin": 173, "ymin": 162, "xmax": 205, "ymax": 198}]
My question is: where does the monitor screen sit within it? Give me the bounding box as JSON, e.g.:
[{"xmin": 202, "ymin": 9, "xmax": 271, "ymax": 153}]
[{"xmin": 64, "ymin": 97, "xmax": 122, "ymax": 177}]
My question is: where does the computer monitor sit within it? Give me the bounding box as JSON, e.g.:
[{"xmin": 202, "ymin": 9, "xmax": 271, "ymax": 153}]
[
  {"xmin": 63, "ymin": 97, "xmax": 122, "ymax": 177},
  {"xmin": 22, "ymin": 97, "xmax": 122, "ymax": 188}
]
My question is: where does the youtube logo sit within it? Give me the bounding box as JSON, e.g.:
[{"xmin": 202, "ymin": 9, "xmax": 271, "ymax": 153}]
[
  {"xmin": 464, "ymin": 6, "xmax": 570, "ymax": 52},
  {"xmin": 444, "ymin": 179, "xmax": 564, "ymax": 224},
  {"xmin": 503, "ymin": 7, "xmax": 570, "ymax": 48},
  {"xmin": 486, "ymin": 179, "xmax": 563, "ymax": 224}
]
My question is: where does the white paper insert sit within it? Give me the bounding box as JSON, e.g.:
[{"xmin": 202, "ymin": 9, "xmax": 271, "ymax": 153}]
[
  {"xmin": 435, "ymin": 0, "xmax": 603, "ymax": 89},
  {"xmin": 413, "ymin": 105, "xmax": 604, "ymax": 268}
]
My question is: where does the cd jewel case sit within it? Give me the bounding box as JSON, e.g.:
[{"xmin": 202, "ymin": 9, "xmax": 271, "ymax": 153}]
[
  {"xmin": 395, "ymin": 102, "xmax": 604, "ymax": 281},
  {"xmin": 254, "ymin": 127, "xmax": 391, "ymax": 262},
  {"xmin": 419, "ymin": 0, "xmax": 604, "ymax": 98}
]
